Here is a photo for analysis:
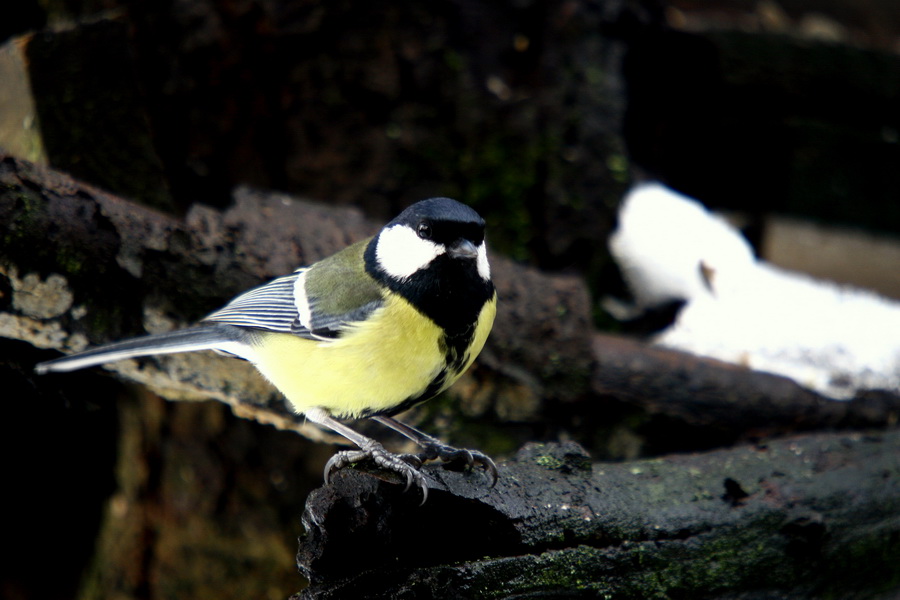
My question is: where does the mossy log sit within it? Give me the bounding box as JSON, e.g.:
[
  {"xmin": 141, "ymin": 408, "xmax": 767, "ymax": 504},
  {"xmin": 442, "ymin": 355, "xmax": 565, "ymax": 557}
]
[
  {"xmin": 0, "ymin": 152, "xmax": 593, "ymax": 445},
  {"xmin": 3, "ymin": 152, "xmax": 897, "ymax": 452},
  {"xmin": 297, "ymin": 434, "xmax": 900, "ymax": 599},
  {"xmin": 2, "ymin": 154, "xmax": 899, "ymax": 598}
]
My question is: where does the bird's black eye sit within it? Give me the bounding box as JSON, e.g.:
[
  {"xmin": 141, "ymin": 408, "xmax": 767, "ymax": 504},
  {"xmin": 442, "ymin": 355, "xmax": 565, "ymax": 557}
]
[{"xmin": 417, "ymin": 222, "xmax": 432, "ymax": 240}]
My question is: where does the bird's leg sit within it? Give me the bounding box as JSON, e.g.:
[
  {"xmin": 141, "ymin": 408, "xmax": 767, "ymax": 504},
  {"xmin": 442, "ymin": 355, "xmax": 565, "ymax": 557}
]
[
  {"xmin": 305, "ymin": 408, "xmax": 429, "ymax": 502},
  {"xmin": 371, "ymin": 415, "xmax": 498, "ymax": 486}
]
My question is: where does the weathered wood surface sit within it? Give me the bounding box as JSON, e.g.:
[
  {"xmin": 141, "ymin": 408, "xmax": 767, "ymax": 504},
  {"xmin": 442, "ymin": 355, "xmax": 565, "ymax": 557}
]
[
  {"xmin": 3, "ymin": 153, "xmax": 897, "ymax": 449},
  {"xmin": 592, "ymin": 334, "xmax": 900, "ymax": 439},
  {"xmin": 0, "ymin": 153, "xmax": 595, "ymax": 441},
  {"xmin": 4, "ymin": 0, "xmax": 900, "ymax": 596},
  {"xmin": 2, "ymin": 154, "xmax": 899, "ymax": 599},
  {"xmin": 296, "ymin": 434, "xmax": 900, "ymax": 599}
]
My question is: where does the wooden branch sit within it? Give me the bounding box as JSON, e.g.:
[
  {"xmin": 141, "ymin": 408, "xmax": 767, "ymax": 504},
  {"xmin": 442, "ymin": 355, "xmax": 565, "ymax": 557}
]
[
  {"xmin": 3, "ymin": 155, "xmax": 899, "ymax": 600},
  {"xmin": 591, "ymin": 333, "xmax": 900, "ymax": 438},
  {"xmin": 0, "ymin": 153, "xmax": 593, "ymax": 439},
  {"xmin": 296, "ymin": 432, "xmax": 900, "ymax": 599},
  {"xmin": 2, "ymin": 152, "xmax": 898, "ymax": 448},
  {"xmin": 0, "ymin": 153, "xmax": 377, "ymax": 442}
]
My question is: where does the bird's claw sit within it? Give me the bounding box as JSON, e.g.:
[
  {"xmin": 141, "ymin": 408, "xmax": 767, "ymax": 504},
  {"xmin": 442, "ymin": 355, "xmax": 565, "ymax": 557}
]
[
  {"xmin": 324, "ymin": 440, "xmax": 430, "ymax": 503},
  {"xmin": 417, "ymin": 442, "xmax": 499, "ymax": 487},
  {"xmin": 398, "ymin": 453, "xmax": 424, "ymax": 469}
]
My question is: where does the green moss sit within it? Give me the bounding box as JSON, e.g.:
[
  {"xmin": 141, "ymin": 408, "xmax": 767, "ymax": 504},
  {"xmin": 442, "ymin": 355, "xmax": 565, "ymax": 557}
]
[
  {"xmin": 534, "ymin": 454, "xmax": 565, "ymax": 470},
  {"xmin": 817, "ymin": 528, "xmax": 900, "ymax": 597},
  {"xmin": 457, "ymin": 133, "xmax": 547, "ymax": 261},
  {"xmin": 464, "ymin": 547, "xmax": 610, "ymax": 598},
  {"xmin": 441, "ymin": 48, "xmax": 465, "ymax": 72},
  {"xmin": 2, "ymin": 191, "xmax": 36, "ymax": 240},
  {"xmin": 438, "ymin": 515, "xmax": 900, "ymax": 599},
  {"xmin": 606, "ymin": 153, "xmax": 630, "ymax": 184},
  {"xmin": 53, "ymin": 247, "xmax": 89, "ymax": 276}
]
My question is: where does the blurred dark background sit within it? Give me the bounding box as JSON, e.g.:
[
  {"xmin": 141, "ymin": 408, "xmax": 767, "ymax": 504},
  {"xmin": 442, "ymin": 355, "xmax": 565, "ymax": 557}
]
[
  {"xmin": 5, "ymin": 0, "xmax": 899, "ymax": 276},
  {"xmin": 2, "ymin": 1, "xmax": 899, "ymax": 598}
]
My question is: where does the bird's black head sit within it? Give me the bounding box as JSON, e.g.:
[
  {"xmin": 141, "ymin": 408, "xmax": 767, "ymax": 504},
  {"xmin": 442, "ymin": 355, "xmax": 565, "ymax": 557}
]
[{"xmin": 365, "ymin": 198, "xmax": 494, "ymax": 335}]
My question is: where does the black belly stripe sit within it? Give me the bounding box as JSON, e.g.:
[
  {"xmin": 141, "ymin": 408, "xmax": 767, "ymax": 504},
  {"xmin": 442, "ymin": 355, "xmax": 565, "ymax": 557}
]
[{"xmin": 359, "ymin": 239, "xmax": 492, "ymax": 420}]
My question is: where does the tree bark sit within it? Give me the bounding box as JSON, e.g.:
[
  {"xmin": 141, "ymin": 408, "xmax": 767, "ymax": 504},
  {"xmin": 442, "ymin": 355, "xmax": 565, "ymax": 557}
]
[
  {"xmin": 4, "ymin": 152, "xmax": 897, "ymax": 453},
  {"xmin": 0, "ymin": 153, "xmax": 595, "ymax": 443},
  {"xmin": 296, "ymin": 433, "xmax": 900, "ymax": 599},
  {"xmin": 2, "ymin": 154, "xmax": 899, "ymax": 599}
]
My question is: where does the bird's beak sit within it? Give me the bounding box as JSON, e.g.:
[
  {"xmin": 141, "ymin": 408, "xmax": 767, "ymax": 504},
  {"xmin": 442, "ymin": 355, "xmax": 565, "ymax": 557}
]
[{"xmin": 448, "ymin": 239, "xmax": 478, "ymax": 260}]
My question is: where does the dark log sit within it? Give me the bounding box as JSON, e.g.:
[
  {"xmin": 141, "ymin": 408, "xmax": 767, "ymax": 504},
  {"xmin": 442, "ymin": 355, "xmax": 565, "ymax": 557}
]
[
  {"xmin": 2, "ymin": 151, "xmax": 898, "ymax": 451},
  {"xmin": 0, "ymin": 153, "xmax": 593, "ymax": 442},
  {"xmin": 2, "ymin": 3, "xmax": 899, "ymax": 597},
  {"xmin": 591, "ymin": 333, "xmax": 900, "ymax": 439},
  {"xmin": 296, "ymin": 433, "xmax": 900, "ymax": 599},
  {"xmin": 3, "ymin": 154, "xmax": 900, "ymax": 599}
]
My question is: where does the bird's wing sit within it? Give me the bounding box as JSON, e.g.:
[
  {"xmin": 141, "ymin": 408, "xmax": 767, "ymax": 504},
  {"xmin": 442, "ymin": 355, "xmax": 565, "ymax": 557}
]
[
  {"xmin": 300, "ymin": 274, "xmax": 385, "ymax": 339},
  {"xmin": 204, "ymin": 243, "xmax": 384, "ymax": 340},
  {"xmin": 204, "ymin": 270, "xmax": 305, "ymax": 334}
]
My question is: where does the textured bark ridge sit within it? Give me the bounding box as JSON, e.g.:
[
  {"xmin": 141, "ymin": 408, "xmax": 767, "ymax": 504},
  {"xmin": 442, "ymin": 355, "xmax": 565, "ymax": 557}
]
[
  {"xmin": 0, "ymin": 153, "xmax": 594, "ymax": 441},
  {"xmin": 296, "ymin": 434, "xmax": 900, "ymax": 599}
]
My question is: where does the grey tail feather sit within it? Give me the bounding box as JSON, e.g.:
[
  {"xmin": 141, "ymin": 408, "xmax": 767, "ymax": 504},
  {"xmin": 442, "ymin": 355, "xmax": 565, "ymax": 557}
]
[{"xmin": 35, "ymin": 324, "xmax": 249, "ymax": 374}]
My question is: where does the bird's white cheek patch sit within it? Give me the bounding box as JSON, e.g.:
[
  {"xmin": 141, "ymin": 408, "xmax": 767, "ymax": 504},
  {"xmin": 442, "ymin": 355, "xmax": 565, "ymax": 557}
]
[
  {"xmin": 376, "ymin": 225, "xmax": 445, "ymax": 280},
  {"xmin": 476, "ymin": 242, "xmax": 491, "ymax": 281}
]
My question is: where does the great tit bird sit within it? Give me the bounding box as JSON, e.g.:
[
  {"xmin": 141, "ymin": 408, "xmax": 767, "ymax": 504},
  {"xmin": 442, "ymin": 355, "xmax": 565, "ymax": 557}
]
[{"xmin": 36, "ymin": 197, "xmax": 498, "ymax": 500}]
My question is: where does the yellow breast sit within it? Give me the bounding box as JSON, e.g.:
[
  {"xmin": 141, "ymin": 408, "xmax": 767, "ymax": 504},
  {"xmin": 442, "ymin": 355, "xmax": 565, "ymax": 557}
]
[{"xmin": 247, "ymin": 293, "xmax": 496, "ymax": 419}]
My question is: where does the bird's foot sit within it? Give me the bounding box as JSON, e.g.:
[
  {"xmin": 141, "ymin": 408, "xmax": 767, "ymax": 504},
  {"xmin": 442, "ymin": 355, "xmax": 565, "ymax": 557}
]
[
  {"xmin": 415, "ymin": 441, "xmax": 499, "ymax": 487},
  {"xmin": 324, "ymin": 439, "xmax": 430, "ymax": 503}
]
